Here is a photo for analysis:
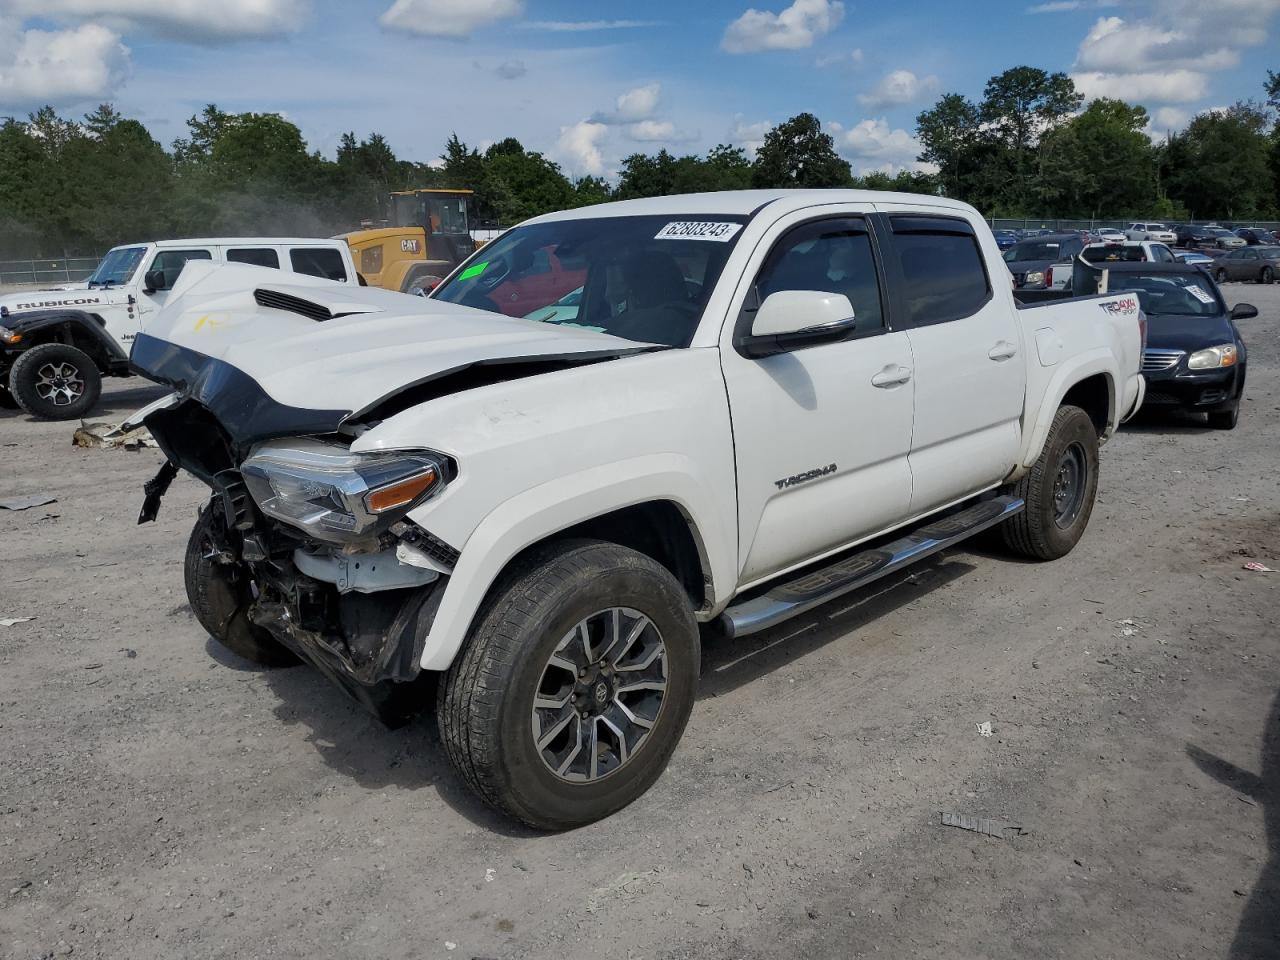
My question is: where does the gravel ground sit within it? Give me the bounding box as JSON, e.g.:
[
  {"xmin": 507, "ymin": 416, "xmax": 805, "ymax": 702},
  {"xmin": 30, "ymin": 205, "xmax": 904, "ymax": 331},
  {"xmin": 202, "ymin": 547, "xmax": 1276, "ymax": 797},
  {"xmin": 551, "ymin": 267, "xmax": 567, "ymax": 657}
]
[{"xmin": 2, "ymin": 284, "xmax": 1278, "ymax": 960}]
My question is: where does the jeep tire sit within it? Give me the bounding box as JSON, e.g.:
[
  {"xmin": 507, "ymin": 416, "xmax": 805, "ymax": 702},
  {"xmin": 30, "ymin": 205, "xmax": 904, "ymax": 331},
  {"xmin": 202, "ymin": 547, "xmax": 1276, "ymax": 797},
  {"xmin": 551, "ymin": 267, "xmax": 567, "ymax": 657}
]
[
  {"xmin": 439, "ymin": 540, "xmax": 700, "ymax": 831},
  {"xmin": 9, "ymin": 343, "xmax": 102, "ymax": 420},
  {"xmin": 1000, "ymin": 404, "xmax": 1100, "ymax": 561}
]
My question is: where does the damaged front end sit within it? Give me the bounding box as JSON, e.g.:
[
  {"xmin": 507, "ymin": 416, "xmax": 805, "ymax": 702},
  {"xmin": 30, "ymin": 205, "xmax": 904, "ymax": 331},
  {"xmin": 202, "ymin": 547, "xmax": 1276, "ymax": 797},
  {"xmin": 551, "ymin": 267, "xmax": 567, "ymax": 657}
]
[{"xmin": 136, "ymin": 370, "xmax": 458, "ymax": 725}]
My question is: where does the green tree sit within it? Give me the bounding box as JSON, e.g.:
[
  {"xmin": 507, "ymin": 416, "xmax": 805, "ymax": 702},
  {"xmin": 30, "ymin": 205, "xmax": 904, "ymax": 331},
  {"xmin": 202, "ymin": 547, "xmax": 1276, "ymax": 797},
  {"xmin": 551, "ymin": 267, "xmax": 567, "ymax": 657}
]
[
  {"xmin": 915, "ymin": 93, "xmax": 981, "ymax": 200},
  {"xmin": 751, "ymin": 113, "xmax": 851, "ymax": 188},
  {"xmin": 1037, "ymin": 98, "xmax": 1156, "ymax": 218},
  {"xmin": 979, "ymin": 67, "xmax": 1082, "ymax": 213},
  {"xmin": 1163, "ymin": 104, "xmax": 1273, "ymax": 219}
]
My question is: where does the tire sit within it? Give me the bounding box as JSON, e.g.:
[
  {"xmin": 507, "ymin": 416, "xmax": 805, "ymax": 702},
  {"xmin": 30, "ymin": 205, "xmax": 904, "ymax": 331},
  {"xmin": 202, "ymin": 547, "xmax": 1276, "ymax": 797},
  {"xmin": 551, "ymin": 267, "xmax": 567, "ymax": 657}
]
[
  {"xmin": 184, "ymin": 501, "xmax": 298, "ymax": 667},
  {"xmin": 1261, "ymin": 266, "xmax": 1274, "ymax": 285},
  {"xmin": 8, "ymin": 343, "xmax": 102, "ymax": 420},
  {"xmin": 439, "ymin": 539, "xmax": 700, "ymax": 830},
  {"xmin": 1207, "ymin": 404, "xmax": 1239, "ymax": 430},
  {"xmin": 1215, "ymin": 268, "xmax": 1228, "ymax": 283},
  {"xmin": 999, "ymin": 404, "xmax": 1100, "ymax": 561}
]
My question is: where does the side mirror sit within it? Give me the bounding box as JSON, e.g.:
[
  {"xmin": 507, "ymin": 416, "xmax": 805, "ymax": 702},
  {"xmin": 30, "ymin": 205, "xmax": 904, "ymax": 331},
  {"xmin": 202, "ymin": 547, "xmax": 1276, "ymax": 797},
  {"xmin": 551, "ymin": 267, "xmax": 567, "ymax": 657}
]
[
  {"xmin": 739, "ymin": 290, "xmax": 857, "ymax": 358},
  {"xmin": 1230, "ymin": 303, "xmax": 1258, "ymax": 320},
  {"xmin": 143, "ymin": 269, "xmax": 166, "ymax": 293}
]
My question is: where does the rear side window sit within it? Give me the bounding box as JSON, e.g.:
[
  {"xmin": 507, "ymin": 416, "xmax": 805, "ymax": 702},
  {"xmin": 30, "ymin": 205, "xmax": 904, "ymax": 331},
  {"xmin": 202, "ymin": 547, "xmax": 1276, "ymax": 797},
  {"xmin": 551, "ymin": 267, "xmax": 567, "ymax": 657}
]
[
  {"xmin": 886, "ymin": 218, "xmax": 990, "ymax": 326},
  {"xmin": 290, "ymin": 248, "xmax": 347, "ymax": 281},
  {"xmin": 227, "ymin": 248, "xmax": 280, "ymax": 268}
]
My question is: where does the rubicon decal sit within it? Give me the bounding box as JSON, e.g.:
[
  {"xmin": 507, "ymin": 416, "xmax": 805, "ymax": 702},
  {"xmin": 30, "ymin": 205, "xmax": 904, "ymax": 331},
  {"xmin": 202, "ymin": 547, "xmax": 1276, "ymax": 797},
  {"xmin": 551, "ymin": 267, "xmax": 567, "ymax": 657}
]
[
  {"xmin": 775, "ymin": 464, "xmax": 837, "ymax": 490},
  {"xmin": 13, "ymin": 297, "xmax": 102, "ymax": 310},
  {"xmin": 1099, "ymin": 297, "xmax": 1138, "ymax": 316}
]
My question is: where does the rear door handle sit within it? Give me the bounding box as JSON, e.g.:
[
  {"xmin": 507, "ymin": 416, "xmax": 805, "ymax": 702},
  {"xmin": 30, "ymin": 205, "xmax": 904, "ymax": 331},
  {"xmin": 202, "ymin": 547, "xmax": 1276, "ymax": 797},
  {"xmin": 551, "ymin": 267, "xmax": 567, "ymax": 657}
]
[
  {"xmin": 988, "ymin": 341, "xmax": 1017, "ymax": 361},
  {"xmin": 871, "ymin": 364, "xmax": 912, "ymax": 388}
]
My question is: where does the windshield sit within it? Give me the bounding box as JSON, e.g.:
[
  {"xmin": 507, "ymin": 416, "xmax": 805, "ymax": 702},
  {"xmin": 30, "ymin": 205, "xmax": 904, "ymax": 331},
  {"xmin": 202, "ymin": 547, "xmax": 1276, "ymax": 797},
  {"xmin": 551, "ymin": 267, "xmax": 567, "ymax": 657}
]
[
  {"xmin": 1082, "ymin": 244, "xmax": 1147, "ymax": 263},
  {"xmin": 433, "ymin": 215, "xmax": 748, "ymax": 348},
  {"xmin": 87, "ymin": 246, "xmax": 146, "ymax": 286},
  {"xmin": 392, "ymin": 193, "xmax": 469, "ymax": 235},
  {"xmin": 1106, "ymin": 273, "xmax": 1223, "ymax": 317},
  {"xmin": 1210, "ymin": 229, "xmax": 1236, "ymax": 238},
  {"xmin": 1005, "ymin": 240, "xmax": 1071, "ymax": 262}
]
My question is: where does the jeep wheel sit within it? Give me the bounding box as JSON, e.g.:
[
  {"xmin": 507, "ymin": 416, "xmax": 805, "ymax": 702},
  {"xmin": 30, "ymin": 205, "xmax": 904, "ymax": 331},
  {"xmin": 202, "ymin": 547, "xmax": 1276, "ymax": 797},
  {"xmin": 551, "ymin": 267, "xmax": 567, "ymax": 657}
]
[
  {"xmin": 439, "ymin": 540, "xmax": 699, "ymax": 830},
  {"xmin": 9, "ymin": 343, "xmax": 102, "ymax": 420},
  {"xmin": 184, "ymin": 501, "xmax": 298, "ymax": 667},
  {"xmin": 999, "ymin": 404, "xmax": 1099, "ymax": 561}
]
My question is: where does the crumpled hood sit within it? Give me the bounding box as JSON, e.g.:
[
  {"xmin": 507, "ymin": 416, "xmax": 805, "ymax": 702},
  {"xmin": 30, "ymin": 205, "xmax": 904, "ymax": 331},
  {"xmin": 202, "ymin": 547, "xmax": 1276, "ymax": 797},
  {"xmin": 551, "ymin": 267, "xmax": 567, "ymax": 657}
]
[{"xmin": 130, "ymin": 261, "xmax": 654, "ymax": 428}]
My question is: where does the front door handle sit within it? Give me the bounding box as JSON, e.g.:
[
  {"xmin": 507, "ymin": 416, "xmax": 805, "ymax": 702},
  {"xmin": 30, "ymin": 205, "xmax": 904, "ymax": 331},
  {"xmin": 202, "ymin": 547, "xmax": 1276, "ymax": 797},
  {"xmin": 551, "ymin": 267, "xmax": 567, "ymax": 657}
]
[
  {"xmin": 871, "ymin": 364, "xmax": 912, "ymax": 388},
  {"xmin": 988, "ymin": 341, "xmax": 1018, "ymax": 361}
]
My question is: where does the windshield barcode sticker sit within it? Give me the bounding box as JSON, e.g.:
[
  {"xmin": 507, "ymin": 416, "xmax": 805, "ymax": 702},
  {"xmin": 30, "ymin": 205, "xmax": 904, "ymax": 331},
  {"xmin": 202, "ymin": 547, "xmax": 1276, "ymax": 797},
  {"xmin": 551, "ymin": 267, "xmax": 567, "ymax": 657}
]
[
  {"xmin": 1187, "ymin": 284, "xmax": 1215, "ymax": 304},
  {"xmin": 654, "ymin": 221, "xmax": 742, "ymax": 242}
]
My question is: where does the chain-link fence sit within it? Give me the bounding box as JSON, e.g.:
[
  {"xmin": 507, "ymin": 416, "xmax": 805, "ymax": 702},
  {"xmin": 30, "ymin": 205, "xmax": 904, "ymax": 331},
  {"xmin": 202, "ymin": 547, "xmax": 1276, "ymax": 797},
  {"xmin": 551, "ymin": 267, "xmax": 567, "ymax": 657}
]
[
  {"xmin": 0, "ymin": 256, "xmax": 101, "ymax": 288},
  {"xmin": 988, "ymin": 218, "xmax": 1280, "ymax": 232}
]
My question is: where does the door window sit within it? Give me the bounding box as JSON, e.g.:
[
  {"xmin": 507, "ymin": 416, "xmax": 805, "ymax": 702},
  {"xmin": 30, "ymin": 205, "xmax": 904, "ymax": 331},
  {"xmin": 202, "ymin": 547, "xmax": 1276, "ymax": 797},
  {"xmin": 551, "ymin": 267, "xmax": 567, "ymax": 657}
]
[
  {"xmin": 755, "ymin": 218, "xmax": 884, "ymax": 335},
  {"xmin": 1241, "ymin": 249, "xmax": 1258, "ymax": 261},
  {"xmin": 289, "ymin": 248, "xmax": 347, "ymax": 281},
  {"xmin": 227, "ymin": 248, "xmax": 280, "ymax": 268},
  {"xmin": 885, "ymin": 219, "xmax": 990, "ymax": 326},
  {"xmin": 148, "ymin": 249, "xmax": 212, "ymax": 290}
]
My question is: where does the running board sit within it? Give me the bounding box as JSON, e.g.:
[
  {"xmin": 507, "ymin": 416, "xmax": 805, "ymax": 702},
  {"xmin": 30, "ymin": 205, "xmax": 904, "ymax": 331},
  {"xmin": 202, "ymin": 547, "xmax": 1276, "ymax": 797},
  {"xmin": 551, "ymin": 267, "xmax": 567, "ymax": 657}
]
[{"xmin": 719, "ymin": 496, "xmax": 1024, "ymax": 639}]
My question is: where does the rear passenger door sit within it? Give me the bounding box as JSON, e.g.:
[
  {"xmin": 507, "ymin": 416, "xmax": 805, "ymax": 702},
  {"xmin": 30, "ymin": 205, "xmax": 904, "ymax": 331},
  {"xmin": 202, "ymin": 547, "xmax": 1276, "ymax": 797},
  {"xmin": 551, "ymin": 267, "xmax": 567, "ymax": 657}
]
[
  {"xmin": 874, "ymin": 212, "xmax": 1026, "ymax": 515},
  {"xmin": 289, "ymin": 247, "xmax": 348, "ymax": 283},
  {"xmin": 720, "ymin": 208, "xmax": 916, "ymax": 585}
]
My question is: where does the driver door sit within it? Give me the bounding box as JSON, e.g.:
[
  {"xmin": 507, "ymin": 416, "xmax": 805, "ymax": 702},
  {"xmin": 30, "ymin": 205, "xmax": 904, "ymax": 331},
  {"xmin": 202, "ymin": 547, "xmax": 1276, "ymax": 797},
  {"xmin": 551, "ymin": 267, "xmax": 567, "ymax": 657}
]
[{"xmin": 719, "ymin": 208, "xmax": 915, "ymax": 586}]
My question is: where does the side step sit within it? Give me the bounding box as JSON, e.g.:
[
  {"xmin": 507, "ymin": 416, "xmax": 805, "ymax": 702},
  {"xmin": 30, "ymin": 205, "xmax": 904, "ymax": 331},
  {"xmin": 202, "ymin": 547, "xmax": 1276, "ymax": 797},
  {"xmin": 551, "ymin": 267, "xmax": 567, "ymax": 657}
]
[{"xmin": 719, "ymin": 495, "xmax": 1024, "ymax": 639}]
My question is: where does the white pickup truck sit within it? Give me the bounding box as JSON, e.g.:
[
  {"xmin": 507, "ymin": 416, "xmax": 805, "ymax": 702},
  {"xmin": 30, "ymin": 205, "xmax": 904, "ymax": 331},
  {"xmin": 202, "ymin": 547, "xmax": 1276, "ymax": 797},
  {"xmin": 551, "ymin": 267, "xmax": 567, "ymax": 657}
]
[
  {"xmin": 130, "ymin": 190, "xmax": 1145, "ymax": 829},
  {"xmin": 0, "ymin": 237, "xmax": 358, "ymax": 419}
]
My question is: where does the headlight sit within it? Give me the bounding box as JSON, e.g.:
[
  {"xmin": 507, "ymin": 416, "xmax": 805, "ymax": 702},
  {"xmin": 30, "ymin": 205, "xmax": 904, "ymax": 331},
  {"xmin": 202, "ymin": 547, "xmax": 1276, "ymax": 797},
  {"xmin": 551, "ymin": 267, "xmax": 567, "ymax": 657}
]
[
  {"xmin": 1024, "ymin": 270, "xmax": 1045, "ymax": 286},
  {"xmin": 241, "ymin": 438, "xmax": 446, "ymax": 543},
  {"xmin": 1187, "ymin": 343, "xmax": 1238, "ymax": 370}
]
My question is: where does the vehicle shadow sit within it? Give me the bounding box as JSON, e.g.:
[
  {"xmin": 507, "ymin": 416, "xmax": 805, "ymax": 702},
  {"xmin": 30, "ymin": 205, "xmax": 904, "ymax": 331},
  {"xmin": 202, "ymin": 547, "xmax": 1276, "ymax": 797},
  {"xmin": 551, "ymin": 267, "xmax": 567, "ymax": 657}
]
[
  {"xmin": 247, "ymin": 642, "xmax": 541, "ymax": 837},
  {"xmin": 0, "ymin": 383, "xmax": 168, "ymax": 422},
  {"xmin": 206, "ymin": 552, "xmax": 983, "ymax": 836},
  {"xmin": 1186, "ymin": 688, "xmax": 1279, "ymax": 960},
  {"xmin": 699, "ymin": 556, "xmax": 975, "ymax": 699},
  {"xmin": 1120, "ymin": 408, "xmax": 1213, "ymax": 434}
]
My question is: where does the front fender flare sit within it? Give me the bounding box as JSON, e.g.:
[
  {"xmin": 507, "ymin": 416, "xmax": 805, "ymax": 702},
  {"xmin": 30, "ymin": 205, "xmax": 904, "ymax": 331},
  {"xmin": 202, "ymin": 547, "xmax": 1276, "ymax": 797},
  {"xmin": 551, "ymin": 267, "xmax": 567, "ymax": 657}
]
[
  {"xmin": 2, "ymin": 309, "xmax": 126, "ymax": 364},
  {"xmin": 415, "ymin": 454, "xmax": 735, "ymax": 672}
]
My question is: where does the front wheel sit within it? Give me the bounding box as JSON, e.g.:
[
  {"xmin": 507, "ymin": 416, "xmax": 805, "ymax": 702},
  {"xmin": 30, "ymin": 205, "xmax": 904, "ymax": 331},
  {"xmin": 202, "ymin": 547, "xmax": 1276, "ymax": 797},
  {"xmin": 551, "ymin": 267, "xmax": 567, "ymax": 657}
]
[
  {"xmin": 184, "ymin": 501, "xmax": 298, "ymax": 667},
  {"xmin": 439, "ymin": 540, "xmax": 700, "ymax": 830},
  {"xmin": 1000, "ymin": 404, "xmax": 1100, "ymax": 561},
  {"xmin": 8, "ymin": 343, "xmax": 102, "ymax": 420},
  {"xmin": 1261, "ymin": 266, "xmax": 1274, "ymax": 284},
  {"xmin": 1207, "ymin": 404, "xmax": 1239, "ymax": 430},
  {"xmin": 1215, "ymin": 268, "xmax": 1228, "ymax": 283}
]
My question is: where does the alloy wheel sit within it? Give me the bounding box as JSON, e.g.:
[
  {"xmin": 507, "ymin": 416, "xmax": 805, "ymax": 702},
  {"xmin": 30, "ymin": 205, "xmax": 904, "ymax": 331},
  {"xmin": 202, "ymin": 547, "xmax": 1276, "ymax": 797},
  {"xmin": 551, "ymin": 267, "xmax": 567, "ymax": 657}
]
[{"xmin": 33, "ymin": 361, "xmax": 85, "ymax": 406}]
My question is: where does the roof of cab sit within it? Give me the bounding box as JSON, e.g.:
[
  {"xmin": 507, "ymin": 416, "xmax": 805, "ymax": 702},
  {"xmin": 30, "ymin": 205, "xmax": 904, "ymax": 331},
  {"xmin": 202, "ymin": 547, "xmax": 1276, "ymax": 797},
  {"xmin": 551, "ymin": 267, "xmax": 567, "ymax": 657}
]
[
  {"xmin": 113, "ymin": 237, "xmax": 349, "ymax": 250},
  {"xmin": 525, "ymin": 189, "xmax": 975, "ymax": 224}
]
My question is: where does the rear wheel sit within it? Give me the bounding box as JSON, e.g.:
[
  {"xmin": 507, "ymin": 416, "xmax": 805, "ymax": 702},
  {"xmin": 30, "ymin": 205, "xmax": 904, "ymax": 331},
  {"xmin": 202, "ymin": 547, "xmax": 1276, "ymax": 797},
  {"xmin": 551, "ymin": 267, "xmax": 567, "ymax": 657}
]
[
  {"xmin": 439, "ymin": 540, "xmax": 699, "ymax": 830},
  {"xmin": 9, "ymin": 343, "xmax": 102, "ymax": 420},
  {"xmin": 1000, "ymin": 404, "xmax": 1099, "ymax": 561},
  {"xmin": 1215, "ymin": 267, "xmax": 1228, "ymax": 283},
  {"xmin": 184, "ymin": 501, "xmax": 298, "ymax": 667},
  {"xmin": 1261, "ymin": 266, "xmax": 1274, "ymax": 284}
]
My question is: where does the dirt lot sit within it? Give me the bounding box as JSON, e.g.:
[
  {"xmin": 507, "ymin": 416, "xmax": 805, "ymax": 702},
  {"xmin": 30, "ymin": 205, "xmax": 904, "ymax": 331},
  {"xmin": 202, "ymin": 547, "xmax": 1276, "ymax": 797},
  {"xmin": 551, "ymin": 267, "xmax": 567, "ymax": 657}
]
[{"xmin": 2, "ymin": 285, "xmax": 1278, "ymax": 960}]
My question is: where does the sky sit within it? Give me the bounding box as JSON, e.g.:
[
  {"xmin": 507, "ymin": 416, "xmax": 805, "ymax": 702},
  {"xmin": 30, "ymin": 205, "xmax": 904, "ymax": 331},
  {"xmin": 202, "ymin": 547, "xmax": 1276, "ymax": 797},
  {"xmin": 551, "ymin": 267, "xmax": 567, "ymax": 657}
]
[{"xmin": 0, "ymin": 0, "xmax": 1277, "ymax": 180}]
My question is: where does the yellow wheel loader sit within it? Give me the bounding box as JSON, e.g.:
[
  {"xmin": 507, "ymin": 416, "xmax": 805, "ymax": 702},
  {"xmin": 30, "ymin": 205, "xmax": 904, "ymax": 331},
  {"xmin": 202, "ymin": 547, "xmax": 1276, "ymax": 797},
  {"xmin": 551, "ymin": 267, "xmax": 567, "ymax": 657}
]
[{"xmin": 339, "ymin": 189, "xmax": 477, "ymax": 294}]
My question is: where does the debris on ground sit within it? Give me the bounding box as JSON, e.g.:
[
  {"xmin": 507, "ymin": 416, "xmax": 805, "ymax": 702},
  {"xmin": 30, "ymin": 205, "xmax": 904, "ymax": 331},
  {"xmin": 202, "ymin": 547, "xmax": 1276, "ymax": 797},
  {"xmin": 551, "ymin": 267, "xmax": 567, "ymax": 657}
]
[
  {"xmin": 1242, "ymin": 561, "xmax": 1273, "ymax": 573},
  {"xmin": 72, "ymin": 420, "xmax": 156, "ymax": 451},
  {"xmin": 976, "ymin": 721, "xmax": 993, "ymax": 737},
  {"xmin": 940, "ymin": 812, "xmax": 1026, "ymax": 840},
  {"xmin": 585, "ymin": 871, "xmax": 662, "ymax": 913},
  {"xmin": 1115, "ymin": 618, "xmax": 1141, "ymax": 637},
  {"xmin": 0, "ymin": 617, "xmax": 35, "ymax": 627},
  {"xmin": 0, "ymin": 493, "xmax": 57, "ymax": 511}
]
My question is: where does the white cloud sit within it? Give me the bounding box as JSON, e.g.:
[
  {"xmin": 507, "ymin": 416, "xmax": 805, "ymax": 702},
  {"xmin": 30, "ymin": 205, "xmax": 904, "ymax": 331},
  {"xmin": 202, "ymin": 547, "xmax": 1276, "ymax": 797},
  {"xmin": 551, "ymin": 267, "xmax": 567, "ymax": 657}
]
[
  {"xmin": 816, "ymin": 47, "xmax": 862, "ymax": 68},
  {"xmin": 625, "ymin": 119, "xmax": 698, "ymax": 143},
  {"xmin": 857, "ymin": 70, "xmax": 939, "ymax": 108},
  {"xmin": 1069, "ymin": 2, "xmax": 1280, "ymax": 107},
  {"xmin": 839, "ymin": 117, "xmax": 936, "ymax": 175},
  {"xmin": 494, "ymin": 59, "xmax": 526, "ymax": 80},
  {"xmin": 729, "ymin": 117, "xmax": 772, "ymax": 155},
  {"xmin": 520, "ymin": 20, "xmax": 663, "ymax": 31},
  {"xmin": 722, "ymin": 0, "xmax": 843, "ymax": 54},
  {"xmin": 590, "ymin": 83, "xmax": 660, "ymax": 124},
  {"xmin": 9, "ymin": 0, "xmax": 306, "ymax": 43},
  {"xmin": 1070, "ymin": 69, "xmax": 1208, "ymax": 103},
  {"xmin": 0, "ymin": 21, "xmax": 131, "ymax": 108},
  {"xmin": 554, "ymin": 120, "xmax": 608, "ymax": 177},
  {"xmin": 1027, "ymin": 1, "xmax": 1118, "ymax": 13},
  {"xmin": 380, "ymin": 0, "xmax": 523, "ymax": 38}
]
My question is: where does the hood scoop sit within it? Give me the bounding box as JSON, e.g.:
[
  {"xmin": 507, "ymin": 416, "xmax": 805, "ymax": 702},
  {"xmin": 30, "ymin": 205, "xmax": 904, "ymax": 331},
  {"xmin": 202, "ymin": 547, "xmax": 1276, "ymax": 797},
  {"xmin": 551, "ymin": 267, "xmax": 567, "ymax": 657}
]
[{"xmin": 254, "ymin": 287, "xmax": 381, "ymax": 323}]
